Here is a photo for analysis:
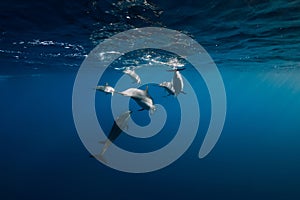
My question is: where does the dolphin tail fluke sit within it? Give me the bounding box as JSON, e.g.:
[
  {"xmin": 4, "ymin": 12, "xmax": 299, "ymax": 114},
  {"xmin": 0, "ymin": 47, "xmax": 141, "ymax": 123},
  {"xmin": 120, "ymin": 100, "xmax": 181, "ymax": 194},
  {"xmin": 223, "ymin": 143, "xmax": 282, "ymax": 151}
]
[
  {"xmin": 150, "ymin": 108, "xmax": 156, "ymax": 115},
  {"xmin": 97, "ymin": 154, "xmax": 108, "ymax": 163},
  {"xmin": 124, "ymin": 124, "xmax": 129, "ymax": 131},
  {"xmin": 90, "ymin": 154, "xmax": 108, "ymax": 163}
]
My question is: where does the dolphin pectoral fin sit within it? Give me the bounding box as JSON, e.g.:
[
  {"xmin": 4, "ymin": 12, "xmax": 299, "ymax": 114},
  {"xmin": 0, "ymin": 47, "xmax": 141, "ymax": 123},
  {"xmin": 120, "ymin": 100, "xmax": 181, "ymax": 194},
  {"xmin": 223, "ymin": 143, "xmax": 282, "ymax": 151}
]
[
  {"xmin": 176, "ymin": 68, "xmax": 186, "ymax": 71},
  {"xmin": 163, "ymin": 93, "xmax": 171, "ymax": 98},
  {"xmin": 89, "ymin": 154, "xmax": 96, "ymax": 158}
]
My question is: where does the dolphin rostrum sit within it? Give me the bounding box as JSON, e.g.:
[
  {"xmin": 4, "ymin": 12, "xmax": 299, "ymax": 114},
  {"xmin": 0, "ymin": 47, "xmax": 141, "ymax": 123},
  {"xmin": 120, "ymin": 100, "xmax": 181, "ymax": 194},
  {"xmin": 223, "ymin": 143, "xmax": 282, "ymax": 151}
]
[
  {"xmin": 95, "ymin": 83, "xmax": 115, "ymax": 95},
  {"xmin": 118, "ymin": 86, "xmax": 156, "ymax": 113},
  {"xmin": 123, "ymin": 68, "xmax": 141, "ymax": 84}
]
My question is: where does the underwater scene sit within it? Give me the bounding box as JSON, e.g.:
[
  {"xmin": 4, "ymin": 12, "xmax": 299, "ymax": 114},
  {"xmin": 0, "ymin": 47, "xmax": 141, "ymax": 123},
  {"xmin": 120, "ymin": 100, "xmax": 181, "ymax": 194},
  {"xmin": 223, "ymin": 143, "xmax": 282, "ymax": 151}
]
[{"xmin": 1, "ymin": 0, "xmax": 300, "ymax": 199}]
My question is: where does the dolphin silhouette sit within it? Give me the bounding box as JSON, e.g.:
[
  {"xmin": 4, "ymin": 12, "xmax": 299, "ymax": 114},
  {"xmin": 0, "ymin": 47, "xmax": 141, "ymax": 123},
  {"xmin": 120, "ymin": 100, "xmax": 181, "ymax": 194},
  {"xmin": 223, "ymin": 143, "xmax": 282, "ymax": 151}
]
[
  {"xmin": 123, "ymin": 68, "xmax": 141, "ymax": 84},
  {"xmin": 118, "ymin": 86, "xmax": 156, "ymax": 113},
  {"xmin": 95, "ymin": 83, "xmax": 115, "ymax": 95},
  {"xmin": 92, "ymin": 110, "xmax": 132, "ymax": 162},
  {"xmin": 168, "ymin": 68, "xmax": 186, "ymax": 96}
]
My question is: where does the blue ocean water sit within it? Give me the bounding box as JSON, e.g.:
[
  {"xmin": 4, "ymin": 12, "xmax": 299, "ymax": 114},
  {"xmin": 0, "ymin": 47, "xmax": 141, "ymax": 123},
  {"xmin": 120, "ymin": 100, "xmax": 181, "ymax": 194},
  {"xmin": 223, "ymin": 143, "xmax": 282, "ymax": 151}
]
[{"xmin": 1, "ymin": 0, "xmax": 300, "ymax": 199}]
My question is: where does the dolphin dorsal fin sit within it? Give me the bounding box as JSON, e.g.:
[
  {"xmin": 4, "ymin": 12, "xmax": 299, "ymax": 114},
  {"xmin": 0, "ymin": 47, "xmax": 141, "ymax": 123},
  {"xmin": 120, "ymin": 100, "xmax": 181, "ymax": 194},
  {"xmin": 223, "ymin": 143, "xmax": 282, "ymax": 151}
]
[{"xmin": 145, "ymin": 85, "xmax": 149, "ymax": 94}]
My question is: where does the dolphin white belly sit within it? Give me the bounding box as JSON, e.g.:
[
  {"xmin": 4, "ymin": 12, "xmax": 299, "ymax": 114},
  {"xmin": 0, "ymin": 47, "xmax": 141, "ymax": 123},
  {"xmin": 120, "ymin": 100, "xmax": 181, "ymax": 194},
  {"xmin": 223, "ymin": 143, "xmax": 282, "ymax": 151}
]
[
  {"xmin": 118, "ymin": 86, "xmax": 156, "ymax": 112},
  {"xmin": 172, "ymin": 70, "xmax": 184, "ymax": 96}
]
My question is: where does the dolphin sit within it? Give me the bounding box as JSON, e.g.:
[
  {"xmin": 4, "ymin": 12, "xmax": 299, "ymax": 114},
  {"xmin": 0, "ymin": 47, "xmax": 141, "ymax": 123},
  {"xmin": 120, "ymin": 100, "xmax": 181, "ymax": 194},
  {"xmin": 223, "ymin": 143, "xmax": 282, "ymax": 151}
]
[
  {"xmin": 168, "ymin": 68, "xmax": 186, "ymax": 96},
  {"xmin": 92, "ymin": 110, "xmax": 132, "ymax": 162},
  {"xmin": 118, "ymin": 86, "xmax": 156, "ymax": 113},
  {"xmin": 159, "ymin": 81, "xmax": 175, "ymax": 96},
  {"xmin": 95, "ymin": 83, "xmax": 115, "ymax": 95},
  {"xmin": 123, "ymin": 68, "xmax": 141, "ymax": 84}
]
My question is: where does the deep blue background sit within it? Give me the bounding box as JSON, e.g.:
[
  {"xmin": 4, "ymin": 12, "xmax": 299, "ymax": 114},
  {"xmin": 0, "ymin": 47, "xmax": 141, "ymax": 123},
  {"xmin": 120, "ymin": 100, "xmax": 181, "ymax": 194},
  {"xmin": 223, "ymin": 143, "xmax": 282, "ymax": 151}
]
[{"xmin": 1, "ymin": 0, "xmax": 300, "ymax": 199}]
